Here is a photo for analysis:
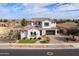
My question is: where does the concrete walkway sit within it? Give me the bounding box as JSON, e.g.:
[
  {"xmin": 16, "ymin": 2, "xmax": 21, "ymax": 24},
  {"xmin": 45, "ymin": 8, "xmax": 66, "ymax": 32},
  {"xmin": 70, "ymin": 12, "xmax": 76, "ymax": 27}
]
[{"xmin": 0, "ymin": 43, "xmax": 78, "ymax": 49}]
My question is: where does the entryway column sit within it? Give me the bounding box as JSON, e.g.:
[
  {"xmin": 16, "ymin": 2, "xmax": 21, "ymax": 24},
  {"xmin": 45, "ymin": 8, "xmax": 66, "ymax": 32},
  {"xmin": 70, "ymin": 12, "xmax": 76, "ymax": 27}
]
[{"xmin": 55, "ymin": 29, "xmax": 57, "ymax": 35}]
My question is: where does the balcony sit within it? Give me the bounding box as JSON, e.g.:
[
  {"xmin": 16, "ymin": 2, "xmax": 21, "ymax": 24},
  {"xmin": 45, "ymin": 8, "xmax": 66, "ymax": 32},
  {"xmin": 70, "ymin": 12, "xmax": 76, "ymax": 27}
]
[{"xmin": 32, "ymin": 22, "xmax": 42, "ymax": 28}]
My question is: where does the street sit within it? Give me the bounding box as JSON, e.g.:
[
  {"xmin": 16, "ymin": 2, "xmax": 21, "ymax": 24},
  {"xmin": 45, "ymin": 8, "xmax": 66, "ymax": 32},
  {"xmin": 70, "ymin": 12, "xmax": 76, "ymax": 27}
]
[{"xmin": 0, "ymin": 49, "xmax": 79, "ymax": 56}]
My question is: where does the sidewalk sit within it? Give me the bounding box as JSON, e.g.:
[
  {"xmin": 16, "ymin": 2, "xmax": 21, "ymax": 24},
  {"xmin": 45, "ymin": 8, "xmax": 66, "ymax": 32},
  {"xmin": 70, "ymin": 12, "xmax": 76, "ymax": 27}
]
[{"xmin": 0, "ymin": 43, "xmax": 78, "ymax": 49}]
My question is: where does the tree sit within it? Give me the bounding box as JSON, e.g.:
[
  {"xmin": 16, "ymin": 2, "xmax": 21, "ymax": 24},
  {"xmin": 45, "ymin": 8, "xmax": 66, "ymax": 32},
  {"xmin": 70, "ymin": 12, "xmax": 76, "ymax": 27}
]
[
  {"xmin": 3, "ymin": 19, "xmax": 8, "ymax": 22},
  {"xmin": 66, "ymin": 28, "xmax": 79, "ymax": 41},
  {"xmin": 66, "ymin": 19, "xmax": 71, "ymax": 22},
  {"xmin": 77, "ymin": 22, "xmax": 79, "ymax": 26},
  {"xmin": 57, "ymin": 19, "xmax": 66, "ymax": 23},
  {"xmin": 0, "ymin": 19, "xmax": 2, "ymax": 22},
  {"xmin": 21, "ymin": 18, "xmax": 27, "ymax": 26},
  {"xmin": 17, "ymin": 31, "xmax": 20, "ymax": 40}
]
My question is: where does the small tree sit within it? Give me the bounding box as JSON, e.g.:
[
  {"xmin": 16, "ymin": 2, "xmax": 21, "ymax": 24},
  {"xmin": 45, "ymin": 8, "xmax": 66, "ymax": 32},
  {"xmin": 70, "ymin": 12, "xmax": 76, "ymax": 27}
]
[
  {"xmin": 3, "ymin": 19, "xmax": 8, "ymax": 22},
  {"xmin": 21, "ymin": 18, "xmax": 27, "ymax": 26},
  {"xmin": 0, "ymin": 19, "xmax": 2, "ymax": 22},
  {"xmin": 17, "ymin": 31, "xmax": 21, "ymax": 40},
  {"xmin": 77, "ymin": 22, "xmax": 79, "ymax": 26},
  {"xmin": 66, "ymin": 28, "xmax": 79, "ymax": 41}
]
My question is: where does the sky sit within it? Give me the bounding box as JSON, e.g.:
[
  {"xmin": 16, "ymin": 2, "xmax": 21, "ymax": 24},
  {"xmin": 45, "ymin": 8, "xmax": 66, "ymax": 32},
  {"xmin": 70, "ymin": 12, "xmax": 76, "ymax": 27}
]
[{"xmin": 0, "ymin": 3, "xmax": 79, "ymax": 19}]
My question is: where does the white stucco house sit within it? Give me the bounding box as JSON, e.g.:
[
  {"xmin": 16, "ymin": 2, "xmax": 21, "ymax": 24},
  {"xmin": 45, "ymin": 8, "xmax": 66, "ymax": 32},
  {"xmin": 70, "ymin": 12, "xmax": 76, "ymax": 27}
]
[{"xmin": 20, "ymin": 18, "xmax": 57, "ymax": 39}]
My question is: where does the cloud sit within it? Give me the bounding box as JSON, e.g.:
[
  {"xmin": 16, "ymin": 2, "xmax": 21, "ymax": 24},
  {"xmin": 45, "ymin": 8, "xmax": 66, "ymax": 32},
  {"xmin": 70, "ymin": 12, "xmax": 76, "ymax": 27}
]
[
  {"xmin": 21, "ymin": 3, "xmax": 79, "ymax": 19},
  {"xmin": 54, "ymin": 3, "xmax": 79, "ymax": 12},
  {"xmin": 0, "ymin": 3, "xmax": 78, "ymax": 19}
]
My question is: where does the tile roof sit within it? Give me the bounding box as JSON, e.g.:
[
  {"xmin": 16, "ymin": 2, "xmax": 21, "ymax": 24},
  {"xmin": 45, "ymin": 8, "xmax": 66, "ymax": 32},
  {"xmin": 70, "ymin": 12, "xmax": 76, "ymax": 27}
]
[
  {"xmin": 30, "ymin": 18, "xmax": 50, "ymax": 22},
  {"xmin": 20, "ymin": 25, "xmax": 57, "ymax": 30}
]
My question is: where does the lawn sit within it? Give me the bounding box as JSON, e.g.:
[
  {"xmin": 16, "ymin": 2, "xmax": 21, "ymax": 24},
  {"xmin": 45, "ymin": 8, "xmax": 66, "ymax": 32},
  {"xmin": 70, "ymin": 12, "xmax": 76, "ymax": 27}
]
[
  {"xmin": 17, "ymin": 37, "xmax": 49, "ymax": 43},
  {"xmin": 18, "ymin": 39, "xmax": 37, "ymax": 43}
]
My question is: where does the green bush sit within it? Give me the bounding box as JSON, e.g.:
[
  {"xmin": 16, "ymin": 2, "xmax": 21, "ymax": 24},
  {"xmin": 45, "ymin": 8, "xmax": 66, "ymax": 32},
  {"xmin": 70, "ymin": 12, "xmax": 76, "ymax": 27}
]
[{"xmin": 40, "ymin": 39, "xmax": 49, "ymax": 43}]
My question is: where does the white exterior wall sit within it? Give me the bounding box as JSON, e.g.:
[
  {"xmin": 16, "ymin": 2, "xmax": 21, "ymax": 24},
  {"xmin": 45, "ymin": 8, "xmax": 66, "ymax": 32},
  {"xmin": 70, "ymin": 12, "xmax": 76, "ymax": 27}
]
[
  {"xmin": 42, "ymin": 20, "xmax": 56, "ymax": 28},
  {"xmin": 27, "ymin": 30, "xmax": 31, "ymax": 38},
  {"xmin": 27, "ymin": 29, "xmax": 40, "ymax": 38},
  {"xmin": 31, "ymin": 23, "xmax": 34, "ymax": 26},
  {"xmin": 20, "ymin": 31, "xmax": 27, "ymax": 39},
  {"xmin": 55, "ymin": 29, "xmax": 57, "ymax": 35},
  {"xmin": 42, "ymin": 30, "xmax": 46, "ymax": 35},
  {"xmin": 51, "ymin": 22, "xmax": 56, "ymax": 27}
]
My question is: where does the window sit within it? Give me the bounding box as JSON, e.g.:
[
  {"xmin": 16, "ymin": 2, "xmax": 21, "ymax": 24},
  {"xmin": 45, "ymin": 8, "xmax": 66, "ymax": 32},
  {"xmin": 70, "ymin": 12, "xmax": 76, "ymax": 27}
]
[
  {"xmin": 31, "ymin": 32, "xmax": 36, "ymax": 36},
  {"xmin": 44, "ymin": 22, "xmax": 49, "ymax": 26},
  {"xmin": 38, "ymin": 22, "xmax": 41, "ymax": 25},
  {"xmin": 40, "ymin": 30, "xmax": 42, "ymax": 35},
  {"xmin": 34, "ymin": 32, "xmax": 36, "ymax": 35}
]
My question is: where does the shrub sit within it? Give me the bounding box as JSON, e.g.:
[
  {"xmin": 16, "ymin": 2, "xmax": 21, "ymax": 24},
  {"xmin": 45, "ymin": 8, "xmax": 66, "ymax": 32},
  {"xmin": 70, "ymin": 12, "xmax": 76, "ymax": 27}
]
[
  {"xmin": 23, "ymin": 37, "xmax": 26, "ymax": 40},
  {"xmin": 34, "ymin": 37, "xmax": 36, "ymax": 39},
  {"xmin": 38, "ymin": 37, "xmax": 41, "ymax": 40},
  {"xmin": 40, "ymin": 39, "xmax": 49, "ymax": 43},
  {"xmin": 30, "ymin": 38, "xmax": 32, "ymax": 40}
]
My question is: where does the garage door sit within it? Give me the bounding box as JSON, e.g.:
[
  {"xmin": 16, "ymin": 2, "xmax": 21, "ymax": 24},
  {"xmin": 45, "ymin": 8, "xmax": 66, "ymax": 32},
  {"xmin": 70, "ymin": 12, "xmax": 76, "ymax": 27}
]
[{"xmin": 46, "ymin": 30, "xmax": 55, "ymax": 35}]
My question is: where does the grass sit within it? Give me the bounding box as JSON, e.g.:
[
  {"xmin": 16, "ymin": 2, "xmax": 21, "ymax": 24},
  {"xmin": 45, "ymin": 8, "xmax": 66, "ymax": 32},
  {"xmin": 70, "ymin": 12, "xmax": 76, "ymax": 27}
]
[
  {"xmin": 40, "ymin": 37, "xmax": 49, "ymax": 43},
  {"xmin": 18, "ymin": 39, "xmax": 37, "ymax": 43},
  {"xmin": 17, "ymin": 37, "xmax": 49, "ymax": 43},
  {"xmin": 40, "ymin": 39, "xmax": 49, "ymax": 43}
]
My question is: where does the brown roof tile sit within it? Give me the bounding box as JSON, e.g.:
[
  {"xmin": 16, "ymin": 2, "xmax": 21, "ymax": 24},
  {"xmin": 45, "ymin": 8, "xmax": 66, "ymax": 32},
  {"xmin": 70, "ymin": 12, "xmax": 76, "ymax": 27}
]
[{"xmin": 30, "ymin": 18, "xmax": 50, "ymax": 22}]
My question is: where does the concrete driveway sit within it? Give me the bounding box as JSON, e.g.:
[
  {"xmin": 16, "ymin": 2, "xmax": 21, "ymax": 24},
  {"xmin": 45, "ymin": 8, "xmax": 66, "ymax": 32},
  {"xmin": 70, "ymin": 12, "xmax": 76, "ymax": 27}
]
[{"xmin": 46, "ymin": 35, "xmax": 62, "ymax": 43}]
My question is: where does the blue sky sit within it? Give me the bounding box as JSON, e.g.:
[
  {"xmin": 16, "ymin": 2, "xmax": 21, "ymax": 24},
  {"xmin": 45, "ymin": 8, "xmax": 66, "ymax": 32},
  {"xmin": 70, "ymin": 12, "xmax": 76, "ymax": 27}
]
[{"xmin": 0, "ymin": 3, "xmax": 79, "ymax": 19}]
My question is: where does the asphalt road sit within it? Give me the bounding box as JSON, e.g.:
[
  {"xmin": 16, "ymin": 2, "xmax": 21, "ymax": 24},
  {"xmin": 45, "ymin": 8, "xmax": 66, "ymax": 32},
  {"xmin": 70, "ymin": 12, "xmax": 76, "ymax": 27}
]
[{"xmin": 0, "ymin": 49, "xmax": 79, "ymax": 56}]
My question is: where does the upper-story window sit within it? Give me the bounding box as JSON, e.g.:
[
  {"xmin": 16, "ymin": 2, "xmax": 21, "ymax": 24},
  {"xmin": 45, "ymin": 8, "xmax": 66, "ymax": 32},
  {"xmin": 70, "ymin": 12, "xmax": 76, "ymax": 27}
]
[
  {"xmin": 38, "ymin": 22, "xmax": 41, "ymax": 25},
  {"xmin": 44, "ymin": 22, "xmax": 49, "ymax": 26}
]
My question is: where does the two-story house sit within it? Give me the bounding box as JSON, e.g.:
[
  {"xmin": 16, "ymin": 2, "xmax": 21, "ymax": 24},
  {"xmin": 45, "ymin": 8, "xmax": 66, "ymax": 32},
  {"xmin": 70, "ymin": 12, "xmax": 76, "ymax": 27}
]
[{"xmin": 20, "ymin": 18, "xmax": 57, "ymax": 39}]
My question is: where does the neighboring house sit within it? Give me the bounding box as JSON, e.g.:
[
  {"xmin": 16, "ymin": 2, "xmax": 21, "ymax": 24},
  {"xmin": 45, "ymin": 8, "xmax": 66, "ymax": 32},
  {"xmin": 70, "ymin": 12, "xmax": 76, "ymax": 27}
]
[{"xmin": 20, "ymin": 18, "xmax": 57, "ymax": 39}]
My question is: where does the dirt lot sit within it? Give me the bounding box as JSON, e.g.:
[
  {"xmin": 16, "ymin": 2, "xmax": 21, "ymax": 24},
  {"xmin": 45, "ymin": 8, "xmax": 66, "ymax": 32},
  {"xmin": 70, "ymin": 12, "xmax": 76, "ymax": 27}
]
[
  {"xmin": 57, "ymin": 22, "xmax": 78, "ymax": 29},
  {"xmin": 0, "ymin": 27, "xmax": 10, "ymax": 34}
]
